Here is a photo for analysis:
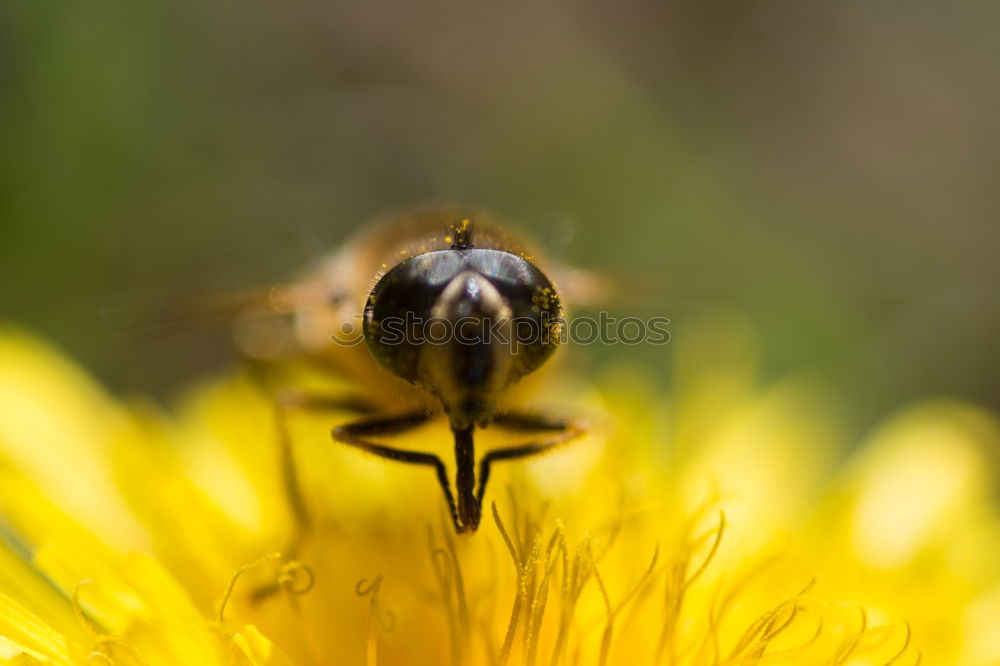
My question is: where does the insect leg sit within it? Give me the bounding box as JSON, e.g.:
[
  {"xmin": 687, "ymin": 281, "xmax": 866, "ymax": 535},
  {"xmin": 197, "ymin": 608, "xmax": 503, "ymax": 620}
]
[
  {"xmin": 249, "ymin": 390, "xmax": 382, "ymax": 604},
  {"xmin": 277, "ymin": 388, "xmax": 381, "ymax": 415},
  {"xmin": 275, "ymin": 390, "xmax": 380, "ymax": 534},
  {"xmin": 476, "ymin": 412, "xmax": 586, "ymax": 506},
  {"xmin": 332, "ymin": 413, "xmax": 462, "ymax": 532},
  {"xmin": 492, "ymin": 411, "xmax": 582, "ymax": 433}
]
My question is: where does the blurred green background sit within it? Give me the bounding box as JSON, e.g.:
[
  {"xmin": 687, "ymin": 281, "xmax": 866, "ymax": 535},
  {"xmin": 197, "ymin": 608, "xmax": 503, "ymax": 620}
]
[{"xmin": 2, "ymin": 0, "xmax": 998, "ymax": 434}]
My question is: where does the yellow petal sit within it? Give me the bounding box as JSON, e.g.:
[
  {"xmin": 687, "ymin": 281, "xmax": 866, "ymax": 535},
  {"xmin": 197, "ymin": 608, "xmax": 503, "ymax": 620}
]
[
  {"xmin": 0, "ymin": 542, "xmax": 83, "ymax": 647},
  {"xmin": 228, "ymin": 626, "xmax": 292, "ymax": 666},
  {"xmin": 0, "ymin": 327, "xmax": 146, "ymax": 550},
  {"xmin": 849, "ymin": 401, "xmax": 999, "ymax": 569},
  {"xmin": 0, "ymin": 593, "xmax": 73, "ymax": 664}
]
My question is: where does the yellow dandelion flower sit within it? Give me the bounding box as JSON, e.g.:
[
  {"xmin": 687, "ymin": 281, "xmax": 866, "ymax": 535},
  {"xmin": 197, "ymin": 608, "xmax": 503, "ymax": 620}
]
[{"xmin": 1, "ymin": 319, "xmax": 999, "ymax": 666}]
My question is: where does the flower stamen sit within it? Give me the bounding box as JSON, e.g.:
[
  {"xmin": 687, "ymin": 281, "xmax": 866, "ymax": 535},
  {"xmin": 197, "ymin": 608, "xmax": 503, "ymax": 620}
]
[
  {"xmin": 357, "ymin": 575, "xmax": 393, "ymax": 666},
  {"xmin": 278, "ymin": 560, "xmax": 315, "ymax": 596},
  {"xmin": 218, "ymin": 552, "xmax": 281, "ymax": 623}
]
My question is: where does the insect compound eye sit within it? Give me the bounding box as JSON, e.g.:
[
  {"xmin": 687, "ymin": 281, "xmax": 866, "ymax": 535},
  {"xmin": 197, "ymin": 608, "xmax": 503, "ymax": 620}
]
[
  {"xmin": 363, "ymin": 249, "xmax": 563, "ymax": 385},
  {"xmin": 363, "ymin": 250, "xmax": 463, "ymax": 383}
]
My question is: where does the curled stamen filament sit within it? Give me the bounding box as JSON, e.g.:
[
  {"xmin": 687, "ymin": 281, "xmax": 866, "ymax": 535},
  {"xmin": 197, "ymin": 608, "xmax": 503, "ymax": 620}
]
[{"xmin": 218, "ymin": 552, "xmax": 282, "ymax": 623}]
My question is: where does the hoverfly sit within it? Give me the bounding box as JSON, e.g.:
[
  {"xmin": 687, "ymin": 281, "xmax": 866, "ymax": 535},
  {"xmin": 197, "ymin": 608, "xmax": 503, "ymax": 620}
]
[{"xmin": 242, "ymin": 207, "xmax": 586, "ymax": 533}]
